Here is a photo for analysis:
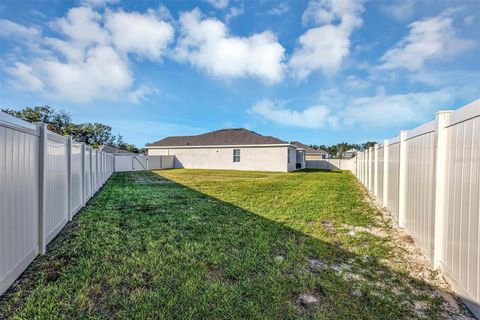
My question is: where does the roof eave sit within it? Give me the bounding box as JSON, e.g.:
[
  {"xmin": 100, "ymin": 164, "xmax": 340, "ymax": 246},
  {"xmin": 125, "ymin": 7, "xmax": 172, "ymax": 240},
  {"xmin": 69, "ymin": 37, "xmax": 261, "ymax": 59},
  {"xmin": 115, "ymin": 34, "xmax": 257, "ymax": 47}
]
[{"xmin": 146, "ymin": 143, "xmax": 292, "ymax": 149}]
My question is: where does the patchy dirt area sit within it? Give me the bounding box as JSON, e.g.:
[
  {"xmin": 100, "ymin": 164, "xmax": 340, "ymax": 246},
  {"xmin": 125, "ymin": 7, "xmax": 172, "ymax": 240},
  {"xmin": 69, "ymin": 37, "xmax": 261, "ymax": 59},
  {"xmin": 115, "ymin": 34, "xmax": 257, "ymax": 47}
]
[{"xmin": 358, "ymin": 187, "xmax": 475, "ymax": 319}]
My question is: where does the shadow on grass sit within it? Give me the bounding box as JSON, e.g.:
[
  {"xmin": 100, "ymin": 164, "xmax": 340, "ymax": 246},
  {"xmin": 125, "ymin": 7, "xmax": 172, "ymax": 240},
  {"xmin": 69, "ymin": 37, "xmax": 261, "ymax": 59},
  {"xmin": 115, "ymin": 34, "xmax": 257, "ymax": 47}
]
[{"xmin": 0, "ymin": 170, "xmax": 456, "ymax": 319}]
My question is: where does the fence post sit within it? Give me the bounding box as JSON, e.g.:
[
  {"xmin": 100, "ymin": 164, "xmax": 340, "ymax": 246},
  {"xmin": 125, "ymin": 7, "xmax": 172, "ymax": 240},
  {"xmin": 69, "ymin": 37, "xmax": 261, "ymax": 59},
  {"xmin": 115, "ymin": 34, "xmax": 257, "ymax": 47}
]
[
  {"xmin": 373, "ymin": 144, "xmax": 379, "ymax": 196},
  {"xmin": 383, "ymin": 139, "xmax": 389, "ymax": 208},
  {"xmin": 36, "ymin": 123, "xmax": 48, "ymax": 254},
  {"xmin": 364, "ymin": 149, "xmax": 368, "ymax": 187},
  {"xmin": 398, "ymin": 130, "xmax": 408, "ymax": 228},
  {"xmin": 81, "ymin": 143, "xmax": 85, "ymax": 207},
  {"xmin": 67, "ymin": 136, "xmax": 72, "ymax": 221},
  {"xmin": 368, "ymin": 146, "xmax": 374, "ymax": 191},
  {"xmin": 90, "ymin": 148, "xmax": 93, "ymax": 196},
  {"xmin": 433, "ymin": 110, "xmax": 452, "ymax": 269}
]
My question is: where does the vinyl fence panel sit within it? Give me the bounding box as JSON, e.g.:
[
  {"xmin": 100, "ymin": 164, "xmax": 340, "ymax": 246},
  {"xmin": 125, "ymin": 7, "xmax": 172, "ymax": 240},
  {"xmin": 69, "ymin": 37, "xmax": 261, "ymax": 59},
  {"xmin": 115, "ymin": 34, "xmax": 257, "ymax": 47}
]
[
  {"xmin": 115, "ymin": 155, "xmax": 133, "ymax": 172},
  {"xmin": 0, "ymin": 111, "xmax": 115, "ymax": 296},
  {"xmin": 350, "ymin": 99, "xmax": 480, "ymax": 317},
  {"xmin": 305, "ymin": 159, "xmax": 355, "ymax": 171},
  {"xmin": 0, "ymin": 115, "xmax": 39, "ymax": 296},
  {"xmin": 386, "ymin": 140, "xmax": 400, "ymax": 222},
  {"xmin": 114, "ymin": 155, "xmax": 175, "ymax": 172},
  {"xmin": 71, "ymin": 142, "xmax": 83, "ymax": 216},
  {"xmin": 376, "ymin": 145, "xmax": 384, "ymax": 203},
  {"xmin": 84, "ymin": 146, "xmax": 92, "ymax": 202},
  {"xmin": 44, "ymin": 132, "xmax": 69, "ymax": 246},
  {"xmin": 441, "ymin": 102, "xmax": 480, "ymax": 314},
  {"xmin": 404, "ymin": 121, "xmax": 436, "ymax": 261}
]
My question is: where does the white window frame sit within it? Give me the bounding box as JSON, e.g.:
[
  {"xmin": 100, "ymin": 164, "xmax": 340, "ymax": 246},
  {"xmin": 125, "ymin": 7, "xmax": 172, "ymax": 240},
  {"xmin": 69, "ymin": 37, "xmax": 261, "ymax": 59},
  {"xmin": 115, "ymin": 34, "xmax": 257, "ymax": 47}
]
[{"xmin": 233, "ymin": 149, "xmax": 240, "ymax": 162}]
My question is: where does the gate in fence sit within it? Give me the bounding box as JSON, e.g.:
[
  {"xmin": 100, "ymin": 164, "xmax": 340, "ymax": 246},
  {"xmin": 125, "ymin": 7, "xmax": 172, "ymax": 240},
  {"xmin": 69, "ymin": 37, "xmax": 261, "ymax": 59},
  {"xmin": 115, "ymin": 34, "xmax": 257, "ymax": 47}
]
[{"xmin": 113, "ymin": 155, "xmax": 175, "ymax": 172}]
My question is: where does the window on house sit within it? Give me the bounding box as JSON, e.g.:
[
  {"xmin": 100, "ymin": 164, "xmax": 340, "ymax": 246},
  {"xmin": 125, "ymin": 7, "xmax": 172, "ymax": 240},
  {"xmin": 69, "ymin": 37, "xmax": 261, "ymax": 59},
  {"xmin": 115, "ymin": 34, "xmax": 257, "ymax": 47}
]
[
  {"xmin": 233, "ymin": 149, "xmax": 240, "ymax": 162},
  {"xmin": 288, "ymin": 149, "xmax": 290, "ymax": 163}
]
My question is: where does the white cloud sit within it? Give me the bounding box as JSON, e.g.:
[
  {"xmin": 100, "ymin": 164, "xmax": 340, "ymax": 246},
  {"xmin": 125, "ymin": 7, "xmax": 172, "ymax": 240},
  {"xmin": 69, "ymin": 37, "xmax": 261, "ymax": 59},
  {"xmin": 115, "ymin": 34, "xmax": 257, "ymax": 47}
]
[
  {"xmin": 128, "ymin": 85, "xmax": 158, "ymax": 104},
  {"xmin": 267, "ymin": 3, "xmax": 289, "ymax": 16},
  {"xmin": 340, "ymin": 88, "xmax": 456, "ymax": 127},
  {"xmin": 346, "ymin": 75, "xmax": 369, "ymax": 89},
  {"xmin": 105, "ymin": 10, "xmax": 174, "ymax": 60},
  {"xmin": 289, "ymin": 0, "xmax": 364, "ymax": 79},
  {"xmin": 40, "ymin": 45, "xmax": 133, "ymax": 103},
  {"xmin": 5, "ymin": 62, "xmax": 44, "ymax": 91},
  {"xmin": 225, "ymin": 5, "xmax": 244, "ymax": 23},
  {"xmin": 379, "ymin": 14, "xmax": 474, "ymax": 71},
  {"xmin": 301, "ymin": 0, "xmax": 363, "ymax": 29},
  {"xmin": 249, "ymin": 99, "xmax": 334, "ymax": 129},
  {"xmin": 174, "ymin": 9, "xmax": 285, "ymax": 83},
  {"xmin": 250, "ymin": 86, "xmax": 469, "ymax": 130},
  {"xmin": 55, "ymin": 6, "xmax": 108, "ymax": 45},
  {"xmin": 2, "ymin": 6, "xmax": 174, "ymax": 104},
  {"xmin": 0, "ymin": 19, "xmax": 40, "ymax": 39},
  {"xmin": 381, "ymin": 1, "xmax": 414, "ymax": 21},
  {"xmin": 206, "ymin": 0, "xmax": 229, "ymax": 9}
]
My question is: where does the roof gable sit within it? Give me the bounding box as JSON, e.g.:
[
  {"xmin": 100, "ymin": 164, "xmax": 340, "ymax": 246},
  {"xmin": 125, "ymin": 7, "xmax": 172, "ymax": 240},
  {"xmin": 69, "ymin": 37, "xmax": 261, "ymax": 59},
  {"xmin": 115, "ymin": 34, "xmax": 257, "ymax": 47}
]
[{"xmin": 290, "ymin": 141, "xmax": 328, "ymax": 154}]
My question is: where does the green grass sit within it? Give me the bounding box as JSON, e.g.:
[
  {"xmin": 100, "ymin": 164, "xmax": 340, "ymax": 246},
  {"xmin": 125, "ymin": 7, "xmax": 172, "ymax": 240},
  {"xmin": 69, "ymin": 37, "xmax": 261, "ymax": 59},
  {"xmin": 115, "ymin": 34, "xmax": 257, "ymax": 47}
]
[{"xmin": 0, "ymin": 169, "xmax": 448, "ymax": 319}]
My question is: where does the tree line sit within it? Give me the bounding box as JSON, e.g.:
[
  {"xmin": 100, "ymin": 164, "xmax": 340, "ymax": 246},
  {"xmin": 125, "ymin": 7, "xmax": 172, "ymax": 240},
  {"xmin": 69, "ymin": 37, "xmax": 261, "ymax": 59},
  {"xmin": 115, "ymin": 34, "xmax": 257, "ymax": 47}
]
[
  {"xmin": 310, "ymin": 142, "xmax": 377, "ymax": 158},
  {"xmin": 2, "ymin": 106, "xmax": 144, "ymax": 153}
]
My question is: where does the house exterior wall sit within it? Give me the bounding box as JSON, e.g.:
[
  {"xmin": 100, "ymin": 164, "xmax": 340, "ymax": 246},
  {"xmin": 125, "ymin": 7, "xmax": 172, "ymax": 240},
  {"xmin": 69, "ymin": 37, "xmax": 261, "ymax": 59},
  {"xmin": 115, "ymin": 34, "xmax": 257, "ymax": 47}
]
[
  {"xmin": 148, "ymin": 145, "xmax": 293, "ymax": 172},
  {"xmin": 287, "ymin": 146, "xmax": 297, "ymax": 171}
]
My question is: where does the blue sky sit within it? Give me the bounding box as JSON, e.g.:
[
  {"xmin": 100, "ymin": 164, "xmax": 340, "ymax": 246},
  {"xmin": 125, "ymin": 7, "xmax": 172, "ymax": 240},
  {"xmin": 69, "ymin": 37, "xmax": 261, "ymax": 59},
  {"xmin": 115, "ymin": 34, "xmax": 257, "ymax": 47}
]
[{"xmin": 0, "ymin": 0, "xmax": 479, "ymax": 147}]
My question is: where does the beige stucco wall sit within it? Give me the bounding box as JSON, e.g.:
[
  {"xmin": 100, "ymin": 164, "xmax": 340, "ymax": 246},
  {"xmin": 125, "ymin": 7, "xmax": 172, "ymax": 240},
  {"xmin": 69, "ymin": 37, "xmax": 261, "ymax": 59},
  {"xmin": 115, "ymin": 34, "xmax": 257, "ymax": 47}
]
[{"xmin": 148, "ymin": 145, "xmax": 294, "ymax": 172}]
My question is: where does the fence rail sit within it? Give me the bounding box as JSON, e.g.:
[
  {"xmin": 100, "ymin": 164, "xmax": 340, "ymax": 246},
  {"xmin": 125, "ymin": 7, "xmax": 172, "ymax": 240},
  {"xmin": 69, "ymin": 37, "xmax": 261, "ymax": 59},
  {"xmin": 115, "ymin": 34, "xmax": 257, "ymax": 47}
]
[
  {"xmin": 0, "ymin": 112, "xmax": 115, "ymax": 296},
  {"xmin": 351, "ymin": 99, "xmax": 480, "ymax": 317}
]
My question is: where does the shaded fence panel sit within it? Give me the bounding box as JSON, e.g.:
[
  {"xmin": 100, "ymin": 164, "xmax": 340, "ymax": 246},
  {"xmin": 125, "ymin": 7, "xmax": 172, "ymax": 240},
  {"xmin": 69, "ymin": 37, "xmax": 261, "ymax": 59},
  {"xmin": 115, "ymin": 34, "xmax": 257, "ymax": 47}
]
[
  {"xmin": 0, "ymin": 111, "xmax": 114, "ymax": 296},
  {"xmin": 387, "ymin": 142, "xmax": 400, "ymax": 221},
  {"xmin": 350, "ymin": 100, "xmax": 479, "ymax": 317},
  {"xmin": 442, "ymin": 108, "xmax": 480, "ymax": 313},
  {"xmin": 45, "ymin": 133, "xmax": 69, "ymax": 245},
  {"xmin": 84, "ymin": 147, "xmax": 91, "ymax": 201},
  {"xmin": 115, "ymin": 155, "xmax": 175, "ymax": 172},
  {"xmin": 147, "ymin": 155, "xmax": 175, "ymax": 170},
  {"xmin": 92, "ymin": 150, "xmax": 97, "ymax": 192},
  {"xmin": 71, "ymin": 143, "xmax": 82, "ymax": 215},
  {"xmin": 376, "ymin": 146, "xmax": 384, "ymax": 202},
  {"xmin": 0, "ymin": 121, "xmax": 39, "ymax": 295},
  {"xmin": 404, "ymin": 128, "xmax": 436, "ymax": 261}
]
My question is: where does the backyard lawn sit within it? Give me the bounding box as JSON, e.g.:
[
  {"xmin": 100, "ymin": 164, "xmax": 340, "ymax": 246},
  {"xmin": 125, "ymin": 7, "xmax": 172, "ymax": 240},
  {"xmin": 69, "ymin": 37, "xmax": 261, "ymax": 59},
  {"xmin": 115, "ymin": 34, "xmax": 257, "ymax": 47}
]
[{"xmin": 0, "ymin": 169, "xmax": 466, "ymax": 319}]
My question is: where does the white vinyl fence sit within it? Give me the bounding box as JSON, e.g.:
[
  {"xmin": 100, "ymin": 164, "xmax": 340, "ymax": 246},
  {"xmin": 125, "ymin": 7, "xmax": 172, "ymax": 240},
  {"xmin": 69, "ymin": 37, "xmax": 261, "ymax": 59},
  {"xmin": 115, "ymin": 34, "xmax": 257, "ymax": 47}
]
[
  {"xmin": 0, "ymin": 112, "xmax": 115, "ymax": 296},
  {"xmin": 306, "ymin": 158, "xmax": 355, "ymax": 171},
  {"xmin": 114, "ymin": 155, "xmax": 175, "ymax": 172},
  {"xmin": 351, "ymin": 99, "xmax": 480, "ymax": 317}
]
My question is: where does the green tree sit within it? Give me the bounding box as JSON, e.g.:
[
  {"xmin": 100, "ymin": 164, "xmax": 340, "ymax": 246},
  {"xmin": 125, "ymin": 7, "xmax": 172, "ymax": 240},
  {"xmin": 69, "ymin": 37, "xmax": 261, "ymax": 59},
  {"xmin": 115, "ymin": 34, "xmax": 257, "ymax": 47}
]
[
  {"xmin": 2, "ymin": 106, "xmax": 71, "ymax": 134},
  {"xmin": 2, "ymin": 106, "xmax": 142, "ymax": 151}
]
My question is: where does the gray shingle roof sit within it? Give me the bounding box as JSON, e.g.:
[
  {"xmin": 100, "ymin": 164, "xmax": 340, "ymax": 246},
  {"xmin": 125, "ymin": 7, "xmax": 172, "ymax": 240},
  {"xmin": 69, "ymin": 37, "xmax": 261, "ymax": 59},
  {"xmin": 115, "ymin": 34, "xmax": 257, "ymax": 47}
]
[
  {"xmin": 290, "ymin": 141, "xmax": 328, "ymax": 154},
  {"xmin": 147, "ymin": 128, "xmax": 288, "ymax": 147}
]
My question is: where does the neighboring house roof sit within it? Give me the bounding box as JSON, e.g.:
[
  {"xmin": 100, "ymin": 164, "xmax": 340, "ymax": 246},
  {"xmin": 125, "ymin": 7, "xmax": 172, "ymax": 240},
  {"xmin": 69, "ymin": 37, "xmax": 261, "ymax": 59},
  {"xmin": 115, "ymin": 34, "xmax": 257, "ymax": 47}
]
[
  {"xmin": 147, "ymin": 128, "xmax": 288, "ymax": 147},
  {"xmin": 290, "ymin": 141, "xmax": 328, "ymax": 154},
  {"xmin": 344, "ymin": 148, "xmax": 359, "ymax": 153},
  {"xmin": 100, "ymin": 145, "xmax": 136, "ymax": 155}
]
